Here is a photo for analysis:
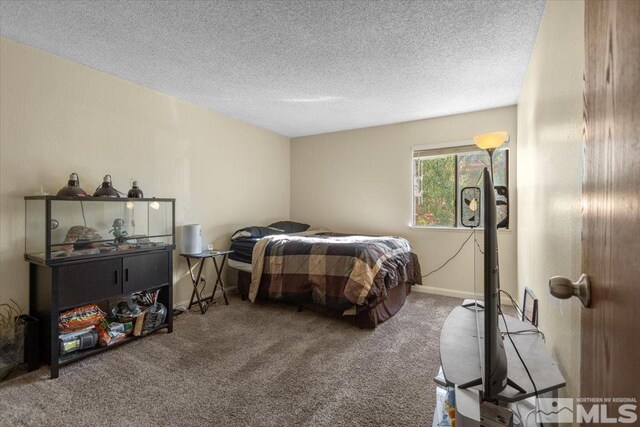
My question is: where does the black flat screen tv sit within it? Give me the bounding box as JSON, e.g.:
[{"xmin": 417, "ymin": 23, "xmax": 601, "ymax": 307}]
[
  {"xmin": 482, "ymin": 167, "xmax": 508, "ymax": 400},
  {"xmin": 459, "ymin": 168, "xmax": 525, "ymax": 400}
]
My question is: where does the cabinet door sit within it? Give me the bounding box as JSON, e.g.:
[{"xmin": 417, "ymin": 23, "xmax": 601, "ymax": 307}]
[
  {"xmin": 58, "ymin": 259, "xmax": 122, "ymax": 309},
  {"xmin": 122, "ymin": 252, "xmax": 169, "ymax": 294}
]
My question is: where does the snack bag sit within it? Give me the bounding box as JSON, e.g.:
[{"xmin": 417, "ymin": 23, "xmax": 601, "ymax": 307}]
[
  {"xmin": 132, "ymin": 290, "xmax": 160, "ymax": 309},
  {"xmin": 111, "ymin": 299, "xmax": 142, "ymax": 323},
  {"xmin": 96, "ymin": 318, "xmax": 133, "ymax": 346},
  {"xmin": 58, "ymin": 304, "xmax": 106, "ymax": 332},
  {"xmin": 142, "ymin": 303, "xmax": 167, "ymax": 334}
]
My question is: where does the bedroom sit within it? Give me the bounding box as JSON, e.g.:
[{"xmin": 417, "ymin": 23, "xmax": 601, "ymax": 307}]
[{"xmin": 1, "ymin": 0, "xmax": 638, "ymax": 426}]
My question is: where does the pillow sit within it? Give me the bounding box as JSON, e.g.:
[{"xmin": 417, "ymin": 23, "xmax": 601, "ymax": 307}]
[
  {"xmin": 230, "ymin": 226, "xmax": 284, "ymax": 241},
  {"xmin": 268, "ymin": 221, "xmax": 310, "ymax": 234}
]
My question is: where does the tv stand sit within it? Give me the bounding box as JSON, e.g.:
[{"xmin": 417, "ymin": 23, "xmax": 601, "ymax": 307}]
[{"xmin": 438, "ymin": 306, "xmax": 565, "ymax": 403}]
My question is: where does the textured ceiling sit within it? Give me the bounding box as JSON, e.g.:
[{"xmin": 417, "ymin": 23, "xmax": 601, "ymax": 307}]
[{"xmin": 0, "ymin": 0, "xmax": 545, "ymax": 137}]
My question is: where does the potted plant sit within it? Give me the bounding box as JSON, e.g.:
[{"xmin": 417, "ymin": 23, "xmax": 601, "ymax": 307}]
[{"xmin": 0, "ymin": 300, "xmax": 25, "ymax": 380}]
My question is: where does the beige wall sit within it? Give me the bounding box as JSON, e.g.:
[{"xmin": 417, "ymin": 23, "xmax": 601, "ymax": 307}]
[
  {"xmin": 291, "ymin": 106, "xmax": 518, "ymax": 298},
  {"xmin": 0, "ymin": 38, "xmax": 290, "ymax": 308},
  {"xmin": 517, "ymin": 0, "xmax": 584, "ymax": 399}
]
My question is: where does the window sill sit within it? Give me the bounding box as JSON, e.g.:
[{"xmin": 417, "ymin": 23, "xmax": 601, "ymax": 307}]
[{"xmin": 408, "ymin": 225, "xmax": 512, "ymax": 233}]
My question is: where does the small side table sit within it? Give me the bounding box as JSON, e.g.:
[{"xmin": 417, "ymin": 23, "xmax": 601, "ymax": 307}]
[{"xmin": 179, "ymin": 250, "xmax": 233, "ymax": 314}]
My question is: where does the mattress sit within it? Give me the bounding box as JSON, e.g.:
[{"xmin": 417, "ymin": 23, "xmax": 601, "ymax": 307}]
[
  {"xmin": 228, "ymin": 237, "xmax": 259, "ymax": 263},
  {"xmin": 228, "ymin": 258, "xmax": 252, "ymax": 273},
  {"xmin": 228, "ymin": 229, "xmax": 328, "ymax": 264}
]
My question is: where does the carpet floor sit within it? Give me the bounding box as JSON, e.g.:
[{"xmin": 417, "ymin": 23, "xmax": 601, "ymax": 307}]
[{"xmin": 0, "ymin": 291, "xmax": 461, "ymax": 426}]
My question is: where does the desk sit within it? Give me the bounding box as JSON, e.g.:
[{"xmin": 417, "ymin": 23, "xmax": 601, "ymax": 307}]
[
  {"xmin": 439, "ymin": 306, "xmax": 565, "ymax": 403},
  {"xmin": 180, "ymin": 250, "xmax": 232, "ymax": 314}
]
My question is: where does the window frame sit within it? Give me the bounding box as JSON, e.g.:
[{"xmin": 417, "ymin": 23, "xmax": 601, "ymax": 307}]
[{"xmin": 411, "ymin": 141, "xmax": 510, "ymax": 230}]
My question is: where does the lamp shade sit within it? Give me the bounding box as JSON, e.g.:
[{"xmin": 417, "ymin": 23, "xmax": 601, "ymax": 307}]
[
  {"xmin": 473, "ymin": 132, "xmax": 508, "ymax": 150},
  {"xmin": 93, "ymin": 174, "xmax": 120, "ymax": 198},
  {"xmin": 56, "ymin": 172, "xmax": 88, "ymax": 197}
]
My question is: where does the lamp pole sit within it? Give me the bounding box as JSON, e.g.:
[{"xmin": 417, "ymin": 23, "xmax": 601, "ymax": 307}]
[{"xmin": 486, "ymin": 148, "xmax": 495, "ymax": 179}]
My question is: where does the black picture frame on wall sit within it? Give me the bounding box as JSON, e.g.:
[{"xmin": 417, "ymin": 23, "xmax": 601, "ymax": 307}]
[{"xmin": 522, "ymin": 287, "xmax": 539, "ymax": 327}]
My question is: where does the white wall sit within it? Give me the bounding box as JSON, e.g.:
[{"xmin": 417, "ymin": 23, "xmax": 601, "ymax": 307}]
[
  {"xmin": 291, "ymin": 106, "xmax": 518, "ymax": 298},
  {"xmin": 517, "ymin": 0, "xmax": 584, "ymax": 399},
  {"xmin": 0, "ymin": 38, "xmax": 291, "ymax": 308}
]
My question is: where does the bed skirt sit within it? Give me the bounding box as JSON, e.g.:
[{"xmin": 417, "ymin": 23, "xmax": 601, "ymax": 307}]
[{"xmin": 236, "ymin": 270, "xmax": 412, "ymax": 328}]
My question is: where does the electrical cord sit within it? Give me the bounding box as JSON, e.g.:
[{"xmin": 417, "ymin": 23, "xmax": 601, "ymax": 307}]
[
  {"xmin": 422, "ymin": 169, "xmax": 486, "ymax": 279},
  {"xmin": 423, "ymin": 228, "xmax": 486, "ymax": 278},
  {"xmin": 498, "ymin": 289, "xmax": 545, "ymax": 342},
  {"xmin": 511, "ymin": 405, "xmax": 523, "ymax": 426},
  {"xmin": 474, "ymin": 236, "xmax": 484, "ymax": 254},
  {"xmin": 80, "ymin": 200, "xmax": 87, "ymax": 227},
  {"xmin": 422, "ymin": 231, "xmax": 474, "ymax": 277},
  {"xmin": 498, "ymin": 289, "xmax": 523, "ymax": 316},
  {"xmin": 188, "ymin": 276, "xmax": 210, "ymax": 312},
  {"xmin": 524, "ymin": 408, "xmax": 537, "ymax": 427},
  {"xmin": 459, "ymin": 303, "xmax": 544, "ymax": 339},
  {"xmin": 499, "ymin": 305, "xmax": 539, "ymax": 398},
  {"xmin": 514, "ymin": 402, "xmax": 525, "ymax": 426}
]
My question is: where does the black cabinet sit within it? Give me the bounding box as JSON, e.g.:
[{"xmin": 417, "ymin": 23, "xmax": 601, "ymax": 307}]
[
  {"xmin": 58, "ymin": 258, "xmax": 122, "ymax": 309},
  {"xmin": 28, "ymin": 248, "xmax": 174, "ymax": 379},
  {"xmin": 123, "ymin": 252, "xmax": 169, "ymax": 294}
]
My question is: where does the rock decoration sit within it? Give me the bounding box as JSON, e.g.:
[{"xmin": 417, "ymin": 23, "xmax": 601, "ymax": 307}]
[{"xmin": 60, "ymin": 226, "xmax": 103, "ymax": 253}]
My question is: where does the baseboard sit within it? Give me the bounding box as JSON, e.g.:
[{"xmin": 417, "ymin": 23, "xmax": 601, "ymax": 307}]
[
  {"xmin": 175, "ymin": 284, "xmax": 512, "ymax": 308},
  {"xmin": 413, "ymin": 285, "xmax": 476, "ymax": 299},
  {"xmin": 413, "ymin": 285, "xmax": 513, "ymax": 306}
]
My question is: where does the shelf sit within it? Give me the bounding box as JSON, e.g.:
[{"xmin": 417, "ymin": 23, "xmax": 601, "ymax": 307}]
[
  {"xmin": 59, "ymin": 323, "xmax": 169, "ymax": 366},
  {"xmin": 57, "ymin": 283, "xmax": 170, "ymax": 312}
]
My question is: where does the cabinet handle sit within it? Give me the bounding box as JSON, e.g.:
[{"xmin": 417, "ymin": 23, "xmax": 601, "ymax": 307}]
[
  {"xmin": 125, "ymin": 268, "xmax": 129, "ymax": 282},
  {"xmin": 114, "ymin": 270, "xmax": 118, "ymax": 284}
]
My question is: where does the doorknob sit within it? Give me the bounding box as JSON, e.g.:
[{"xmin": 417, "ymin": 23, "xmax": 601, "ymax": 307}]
[{"xmin": 549, "ymin": 274, "xmax": 591, "ymax": 307}]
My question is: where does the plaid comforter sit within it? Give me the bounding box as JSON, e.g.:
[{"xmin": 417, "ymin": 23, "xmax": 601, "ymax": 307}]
[{"xmin": 249, "ymin": 233, "xmax": 422, "ymax": 311}]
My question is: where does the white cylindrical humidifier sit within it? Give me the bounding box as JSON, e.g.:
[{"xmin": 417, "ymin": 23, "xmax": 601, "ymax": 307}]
[{"xmin": 182, "ymin": 224, "xmax": 202, "ymax": 254}]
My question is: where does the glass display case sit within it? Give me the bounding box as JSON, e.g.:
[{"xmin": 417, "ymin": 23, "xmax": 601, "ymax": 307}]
[{"xmin": 25, "ymin": 196, "xmax": 175, "ymax": 264}]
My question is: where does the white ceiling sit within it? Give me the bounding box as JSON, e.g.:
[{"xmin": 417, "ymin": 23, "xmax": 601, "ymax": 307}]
[{"xmin": 0, "ymin": 0, "xmax": 545, "ymax": 137}]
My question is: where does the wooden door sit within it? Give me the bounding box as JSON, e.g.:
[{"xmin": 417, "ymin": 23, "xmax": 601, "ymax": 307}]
[{"xmin": 582, "ymin": 0, "xmax": 640, "ymax": 417}]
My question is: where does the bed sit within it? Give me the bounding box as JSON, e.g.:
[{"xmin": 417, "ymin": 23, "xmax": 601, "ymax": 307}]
[{"xmin": 228, "ymin": 223, "xmax": 422, "ymax": 328}]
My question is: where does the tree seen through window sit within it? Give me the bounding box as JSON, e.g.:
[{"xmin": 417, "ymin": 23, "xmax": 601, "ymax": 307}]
[{"xmin": 414, "ymin": 149, "xmax": 508, "ymax": 227}]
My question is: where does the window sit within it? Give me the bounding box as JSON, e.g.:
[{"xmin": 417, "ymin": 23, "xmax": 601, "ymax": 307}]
[{"xmin": 412, "ymin": 144, "xmax": 509, "ymax": 228}]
